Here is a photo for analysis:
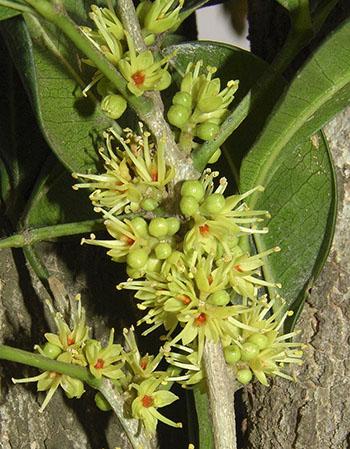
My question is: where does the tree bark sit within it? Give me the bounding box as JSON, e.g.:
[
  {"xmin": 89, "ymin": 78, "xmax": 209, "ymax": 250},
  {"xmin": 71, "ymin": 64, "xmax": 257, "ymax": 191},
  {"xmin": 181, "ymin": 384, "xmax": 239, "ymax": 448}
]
[{"xmin": 241, "ymin": 108, "xmax": 350, "ymax": 449}]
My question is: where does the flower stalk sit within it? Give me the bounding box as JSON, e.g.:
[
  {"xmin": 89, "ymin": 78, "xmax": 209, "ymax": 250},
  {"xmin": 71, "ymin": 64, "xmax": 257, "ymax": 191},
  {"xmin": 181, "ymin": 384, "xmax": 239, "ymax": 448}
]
[{"xmin": 0, "ymin": 219, "xmax": 104, "ymax": 249}]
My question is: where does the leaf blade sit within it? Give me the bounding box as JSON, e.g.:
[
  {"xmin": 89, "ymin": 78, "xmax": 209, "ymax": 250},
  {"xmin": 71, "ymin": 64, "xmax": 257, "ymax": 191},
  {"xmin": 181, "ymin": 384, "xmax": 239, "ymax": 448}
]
[{"xmin": 239, "ymin": 21, "xmax": 347, "ymax": 323}]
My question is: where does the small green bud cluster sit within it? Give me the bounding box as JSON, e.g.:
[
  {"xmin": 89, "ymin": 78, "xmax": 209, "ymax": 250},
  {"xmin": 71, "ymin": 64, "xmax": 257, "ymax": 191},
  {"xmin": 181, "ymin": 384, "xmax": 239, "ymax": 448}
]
[
  {"xmin": 81, "ymin": 211, "xmax": 181, "ymax": 279},
  {"xmin": 73, "ymin": 126, "xmax": 174, "ymax": 215},
  {"xmin": 81, "ymin": 1, "xmax": 184, "ymax": 116},
  {"xmin": 167, "ymin": 61, "xmax": 238, "ymax": 153},
  {"xmin": 223, "ymin": 297, "xmax": 304, "ymax": 385}
]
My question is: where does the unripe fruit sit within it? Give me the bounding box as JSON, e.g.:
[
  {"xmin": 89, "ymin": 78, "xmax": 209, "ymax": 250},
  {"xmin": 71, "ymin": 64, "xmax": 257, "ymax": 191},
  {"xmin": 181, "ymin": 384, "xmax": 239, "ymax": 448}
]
[
  {"xmin": 42, "ymin": 342, "xmax": 62, "ymax": 359},
  {"xmin": 196, "ymin": 122, "xmax": 220, "ymax": 141},
  {"xmin": 181, "ymin": 180, "xmax": 205, "ymax": 202},
  {"xmin": 155, "ymin": 242, "xmax": 172, "ymax": 260},
  {"xmin": 201, "ymin": 193, "xmax": 226, "ymax": 215},
  {"xmin": 180, "ymin": 195, "xmax": 199, "ymax": 216},
  {"xmin": 127, "ymin": 248, "xmax": 149, "ymax": 269},
  {"xmin": 166, "ymin": 217, "xmax": 180, "ymax": 236},
  {"xmin": 141, "ymin": 198, "xmax": 158, "ymax": 211},
  {"xmin": 247, "ymin": 334, "xmax": 269, "ymax": 350},
  {"xmin": 167, "ymin": 104, "xmax": 191, "ymax": 128},
  {"xmin": 173, "ymin": 91, "xmax": 192, "ymax": 108},
  {"xmin": 148, "ymin": 218, "xmax": 169, "ymax": 238},
  {"xmin": 101, "ymin": 94, "xmax": 127, "ymax": 119},
  {"xmin": 236, "ymin": 368, "xmax": 253, "ymax": 385},
  {"xmin": 130, "ymin": 217, "xmax": 149, "ymax": 237},
  {"xmin": 224, "ymin": 344, "xmax": 241, "ymax": 364},
  {"xmin": 207, "ymin": 290, "xmax": 231, "ymax": 306},
  {"xmin": 94, "ymin": 392, "xmax": 112, "ymax": 411},
  {"xmin": 240, "ymin": 342, "xmax": 260, "ymax": 361}
]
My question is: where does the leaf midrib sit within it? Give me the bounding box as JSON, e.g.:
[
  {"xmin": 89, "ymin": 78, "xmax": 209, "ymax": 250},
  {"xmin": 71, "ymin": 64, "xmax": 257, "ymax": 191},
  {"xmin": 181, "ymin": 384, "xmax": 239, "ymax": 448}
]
[{"xmin": 247, "ymin": 74, "xmax": 348, "ymax": 212}]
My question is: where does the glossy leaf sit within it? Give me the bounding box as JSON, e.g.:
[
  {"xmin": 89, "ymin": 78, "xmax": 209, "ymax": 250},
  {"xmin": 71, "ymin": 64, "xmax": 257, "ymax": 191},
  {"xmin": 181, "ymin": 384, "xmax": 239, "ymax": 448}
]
[
  {"xmin": 239, "ymin": 20, "xmax": 349, "ymax": 324},
  {"xmin": 1, "ymin": 12, "xmax": 118, "ymax": 174}
]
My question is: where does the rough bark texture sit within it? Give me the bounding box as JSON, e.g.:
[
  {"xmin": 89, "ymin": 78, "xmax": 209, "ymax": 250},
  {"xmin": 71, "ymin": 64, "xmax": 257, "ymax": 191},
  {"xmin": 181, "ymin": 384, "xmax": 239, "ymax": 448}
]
[{"xmin": 242, "ymin": 109, "xmax": 350, "ymax": 449}]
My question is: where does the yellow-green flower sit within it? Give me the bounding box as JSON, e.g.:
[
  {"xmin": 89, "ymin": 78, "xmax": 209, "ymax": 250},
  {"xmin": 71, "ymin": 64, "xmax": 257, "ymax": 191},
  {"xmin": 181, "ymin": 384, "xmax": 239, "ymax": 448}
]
[
  {"xmin": 43, "ymin": 295, "xmax": 89, "ymax": 363},
  {"xmin": 118, "ymin": 33, "xmax": 172, "ymax": 96},
  {"xmin": 137, "ymin": 0, "xmax": 184, "ymax": 34},
  {"xmin": 85, "ymin": 329, "xmax": 124, "ymax": 380},
  {"xmin": 131, "ymin": 378, "xmax": 181, "ymax": 433},
  {"xmin": 12, "ymin": 353, "xmax": 85, "ymax": 412},
  {"xmin": 81, "ymin": 5, "xmax": 124, "ymax": 66}
]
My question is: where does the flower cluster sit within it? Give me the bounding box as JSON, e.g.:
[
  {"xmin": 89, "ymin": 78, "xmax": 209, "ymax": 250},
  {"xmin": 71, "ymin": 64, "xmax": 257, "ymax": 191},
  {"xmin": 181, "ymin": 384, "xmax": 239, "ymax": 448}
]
[
  {"xmin": 167, "ymin": 61, "xmax": 239, "ymax": 153},
  {"xmin": 12, "ymin": 297, "xmax": 181, "ymax": 433},
  {"xmin": 12, "ymin": 295, "xmax": 123, "ymax": 412},
  {"xmin": 71, "ymin": 128, "xmax": 305, "ymax": 434},
  {"xmin": 72, "ymin": 126, "xmax": 174, "ymax": 215},
  {"xmin": 81, "ymin": 1, "xmax": 184, "ymax": 117},
  {"xmin": 114, "ymin": 172, "xmax": 303, "ymax": 387}
]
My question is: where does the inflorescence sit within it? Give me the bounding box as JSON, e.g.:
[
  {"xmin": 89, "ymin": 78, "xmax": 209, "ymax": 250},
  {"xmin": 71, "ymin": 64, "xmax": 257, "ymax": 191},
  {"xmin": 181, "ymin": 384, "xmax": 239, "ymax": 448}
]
[{"xmin": 12, "ymin": 0, "xmax": 305, "ymax": 437}]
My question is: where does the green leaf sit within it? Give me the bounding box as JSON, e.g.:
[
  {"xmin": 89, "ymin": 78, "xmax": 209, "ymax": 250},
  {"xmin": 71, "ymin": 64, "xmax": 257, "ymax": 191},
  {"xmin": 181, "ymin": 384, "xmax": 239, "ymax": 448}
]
[
  {"xmin": 0, "ymin": 6, "xmax": 20, "ymax": 21},
  {"xmin": 23, "ymin": 159, "xmax": 95, "ymax": 228},
  {"xmin": 0, "ymin": 30, "xmax": 48, "ymax": 223},
  {"xmin": 1, "ymin": 13, "xmax": 119, "ymax": 174},
  {"xmin": 239, "ymin": 20, "xmax": 349, "ymax": 325}
]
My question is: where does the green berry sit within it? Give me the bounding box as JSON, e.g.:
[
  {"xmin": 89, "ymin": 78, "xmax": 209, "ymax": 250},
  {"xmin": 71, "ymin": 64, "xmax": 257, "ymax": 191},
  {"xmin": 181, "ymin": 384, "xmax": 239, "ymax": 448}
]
[
  {"xmin": 42, "ymin": 342, "xmax": 62, "ymax": 359},
  {"xmin": 146, "ymin": 257, "xmax": 162, "ymax": 273},
  {"xmin": 181, "ymin": 180, "xmax": 205, "ymax": 202},
  {"xmin": 224, "ymin": 344, "xmax": 241, "ymax": 365},
  {"xmin": 201, "ymin": 193, "xmax": 226, "ymax": 215},
  {"xmin": 101, "ymin": 94, "xmax": 127, "ymax": 119},
  {"xmin": 196, "ymin": 122, "xmax": 220, "ymax": 141},
  {"xmin": 141, "ymin": 198, "xmax": 158, "ymax": 211},
  {"xmin": 127, "ymin": 248, "xmax": 149, "ymax": 269},
  {"xmin": 154, "ymin": 242, "xmax": 172, "ymax": 260},
  {"xmin": 130, "ymin": 217, "xmax": 149, "ymax": 237},
  {"xmin": 236, "ymin": 368, "xmax": 253, "ymax": 385},
  {"xmin": 180, "ymin": 195, "xmax": 199, "ymax": 217},
  {"xmin": 247, "ymin": 334, "xmax": 269, "ymax": 350},
  {"xmin": 166, "ymin": 217, "xmax": 180, "ymax": 236},
  {"xmin": 207, "ymin": 290, "xmax": 231, "ymax": 306},
  {"xmin": 173, "ymin": 91, "xmax": 192, "ymax": 108},
  {"xmin": 167, "ymin": 104, "xmax": 191, "ymax": 128},
  {"xmin": 208, "ymin": 148, "xmax": 222, "ymax": 164},
  {"xmin": 94, "ymin": 392, "xmax": 112, "ymax": 411},
  {"xmin": 148, "ymin": 218, "xmax": 169, "ymax": 238},
  {"xmin": 240, "ymin": 342, "xmax": 260, "ymax": 361}
]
